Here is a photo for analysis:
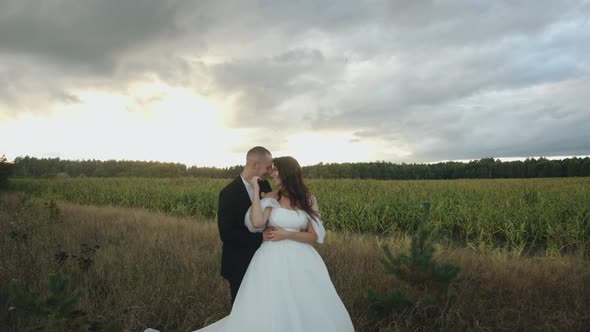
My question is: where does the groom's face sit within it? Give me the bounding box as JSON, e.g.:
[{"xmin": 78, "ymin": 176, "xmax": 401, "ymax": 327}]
[{"xmin": 255, "ymin": 155, "xmax": 274, "ymax": 178}]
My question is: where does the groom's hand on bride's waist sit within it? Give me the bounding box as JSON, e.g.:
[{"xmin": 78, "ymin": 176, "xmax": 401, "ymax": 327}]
[{"xmin": 263, "ymin": 227, "xmax": 279, "ymax": 241}]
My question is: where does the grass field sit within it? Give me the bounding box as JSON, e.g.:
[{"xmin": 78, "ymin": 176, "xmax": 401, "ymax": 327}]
[
  {"xmin": 1, "ymin": 192, "xmax": 589, "ymax": 331},
  {"xmin": 10, "ymin": 177, "xmax": 590, "ymax": 256}
]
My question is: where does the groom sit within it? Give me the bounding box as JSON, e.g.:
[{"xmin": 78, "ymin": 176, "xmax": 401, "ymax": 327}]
[{"xmin": 217, "ymin": 146, "xmax": 274, "ymax": 307}]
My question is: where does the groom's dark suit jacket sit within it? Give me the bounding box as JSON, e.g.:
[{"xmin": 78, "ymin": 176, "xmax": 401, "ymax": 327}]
[{"xmin": 218, "ymin": 176, "xmax": 272, "ymax": 282}]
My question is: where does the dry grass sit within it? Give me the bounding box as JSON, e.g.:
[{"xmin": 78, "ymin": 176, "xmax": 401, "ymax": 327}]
[{"xmin": 1, "ymin": 193, "xmax": 589, "ymax": 331}]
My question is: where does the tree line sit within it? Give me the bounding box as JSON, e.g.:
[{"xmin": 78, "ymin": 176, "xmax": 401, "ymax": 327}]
[
  {"xmin": 3, "ymin": 155, "xmax": 590, "ymax": 180},
  {"xmin": 304, "ymin": 157, "xmax": 590, "ymax": 179}
]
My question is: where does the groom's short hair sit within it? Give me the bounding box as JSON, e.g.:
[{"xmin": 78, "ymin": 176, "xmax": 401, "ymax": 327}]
[{"xmin": 247, "ymin": 146, "xmax": 271, "ymax": 162}]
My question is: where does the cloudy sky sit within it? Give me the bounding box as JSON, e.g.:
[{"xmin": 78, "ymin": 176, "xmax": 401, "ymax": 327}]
[{"xmin": 1, "ymin": 0, "xmax": 589, "ymax": 167}]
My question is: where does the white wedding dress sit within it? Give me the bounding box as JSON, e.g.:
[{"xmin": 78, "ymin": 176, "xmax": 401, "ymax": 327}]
[{"xmin": 194, "ymin": 197, "xmax": 355, "ymax": 332}]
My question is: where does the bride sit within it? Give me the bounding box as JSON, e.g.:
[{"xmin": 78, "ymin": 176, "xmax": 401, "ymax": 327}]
[{"xmin": 195, "ymin": 156, "xmax": 355, "ymax": 332}]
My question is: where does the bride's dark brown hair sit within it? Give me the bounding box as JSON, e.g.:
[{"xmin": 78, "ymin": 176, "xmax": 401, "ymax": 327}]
[{"xmin": 273, "ymin": 156, "xmax": 319, "ymax": 219}]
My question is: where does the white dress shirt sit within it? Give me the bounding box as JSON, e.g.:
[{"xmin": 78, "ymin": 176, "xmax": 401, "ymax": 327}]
[{"xmin": 241, "ymin": 175, "xmax": 254, "ymax": 202}]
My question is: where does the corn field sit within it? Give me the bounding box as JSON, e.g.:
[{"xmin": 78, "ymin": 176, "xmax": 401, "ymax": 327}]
[{"xmin": 10, "ymin": 177, "xmax": 590, "ymax": 255}]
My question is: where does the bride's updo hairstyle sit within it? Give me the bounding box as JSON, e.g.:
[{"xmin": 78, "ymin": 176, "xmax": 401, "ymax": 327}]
[{"xmin": 273, "ymin": 156, "xmax": 319, "ymax": 219}]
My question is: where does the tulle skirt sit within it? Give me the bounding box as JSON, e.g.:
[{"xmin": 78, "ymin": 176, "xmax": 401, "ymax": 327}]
[{"xmin": 195, "ymin": 240, "xmax": 355, "ymax": 332}]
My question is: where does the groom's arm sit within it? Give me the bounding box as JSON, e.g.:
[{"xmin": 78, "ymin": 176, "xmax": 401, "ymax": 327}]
[{"xmin": 218, "ymin": 190, "xmax": 263, "ymax": 247}]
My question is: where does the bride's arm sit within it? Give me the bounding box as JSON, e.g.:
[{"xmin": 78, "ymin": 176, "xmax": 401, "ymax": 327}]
[
  {"xmin": 250, "ymin": 198, "xmax": 272, "ymax": 229},
  {"xmin": 249, "ymin": 177, "xmax": 272, "ymax": 228}
]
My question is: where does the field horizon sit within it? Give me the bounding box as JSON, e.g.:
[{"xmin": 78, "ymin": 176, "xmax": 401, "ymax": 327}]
[{"xmin": 10, "ymin": 176, "xmax": 590, "ymax": 257}]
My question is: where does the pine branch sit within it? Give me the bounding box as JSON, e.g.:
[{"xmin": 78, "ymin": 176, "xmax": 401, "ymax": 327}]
[{"xmin": 368, "ymin": 202, "xmax": 462, "ymax": 317}]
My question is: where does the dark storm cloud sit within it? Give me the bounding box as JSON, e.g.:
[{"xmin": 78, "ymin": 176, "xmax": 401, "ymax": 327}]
[
  {"xmin": 0, "ymin": 0, "xmax": 189, "ymax": 67},
  {"xmin": 207, "ymin": 48, "xmax": 342, "ymax": 127},
  {"xmin": 0, "ymin": 0, "xmax": 200, "ymax": 116}
]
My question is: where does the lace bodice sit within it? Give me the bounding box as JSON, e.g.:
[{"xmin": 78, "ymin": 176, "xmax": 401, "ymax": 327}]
[{"xmin": 268, "ymin": 207, "xmax": 309, "ymax": 232}]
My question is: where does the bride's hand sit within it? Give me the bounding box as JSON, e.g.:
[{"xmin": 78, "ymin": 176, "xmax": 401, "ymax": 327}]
[{"xmin": 248, "ymin": 176, "xmax": 261, "ymax": 192}]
